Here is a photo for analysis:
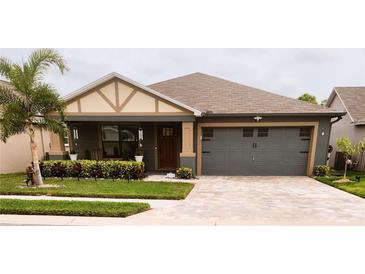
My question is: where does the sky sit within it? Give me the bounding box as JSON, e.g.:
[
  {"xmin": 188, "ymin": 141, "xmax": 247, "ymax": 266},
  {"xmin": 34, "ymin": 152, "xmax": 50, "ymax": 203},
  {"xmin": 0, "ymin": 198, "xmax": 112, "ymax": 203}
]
[{"xmin": 0, "ymin": 48, "xmax": 364, "ymax": 101}]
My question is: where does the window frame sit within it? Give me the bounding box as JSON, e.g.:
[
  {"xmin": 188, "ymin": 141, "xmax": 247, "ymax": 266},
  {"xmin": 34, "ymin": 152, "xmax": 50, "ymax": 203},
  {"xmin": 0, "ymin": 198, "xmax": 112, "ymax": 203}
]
[
  {"xmin": 299, "ymin": 127, "xmax": 311, "ymax": 137},
  {"xmin": 101, "ymin": 125, "xmax": 138, "ymax": 159},
  {"xmin": 257, "ymin": 127, "xmax": 269, "ymax": 137},
  {"xmin": 242, "ymin": 128, "xmax": 254, "ymax": 137}
]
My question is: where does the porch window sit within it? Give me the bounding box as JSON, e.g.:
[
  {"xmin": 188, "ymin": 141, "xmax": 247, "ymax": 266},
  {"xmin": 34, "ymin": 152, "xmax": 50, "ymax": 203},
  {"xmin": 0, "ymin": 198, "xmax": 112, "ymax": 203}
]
[{"xmin": 101, "ymin": 125, "xmax": 137, "ymax": 159}]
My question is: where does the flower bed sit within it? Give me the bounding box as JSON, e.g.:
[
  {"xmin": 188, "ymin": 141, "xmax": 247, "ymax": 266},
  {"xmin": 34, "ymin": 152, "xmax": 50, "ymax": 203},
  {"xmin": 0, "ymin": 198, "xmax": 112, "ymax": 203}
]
[{"xmin": 40, "ymin": 160, "xmax": 144, "ymax": 180}]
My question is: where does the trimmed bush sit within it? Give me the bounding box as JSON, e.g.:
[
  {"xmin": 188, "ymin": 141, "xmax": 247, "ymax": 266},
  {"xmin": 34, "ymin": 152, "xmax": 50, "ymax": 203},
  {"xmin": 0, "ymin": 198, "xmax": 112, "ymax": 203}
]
[
  {"xmin": 40, "ymin": 160, "xmax": 144, "ymax": 180},
  {"xmin": 314, "ymin": 165, "xmax": 331, "ymax": 177},
  {"xmin": 176, "ymin": 167, "xmax": 193, "ymax": 179}
]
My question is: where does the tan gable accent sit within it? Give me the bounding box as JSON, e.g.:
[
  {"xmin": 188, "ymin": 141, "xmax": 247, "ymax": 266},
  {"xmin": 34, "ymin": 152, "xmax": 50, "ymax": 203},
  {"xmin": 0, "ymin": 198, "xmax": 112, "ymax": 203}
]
[
  {"xmin": 80, "ymin": 91, "xmax": 115, "ymax": 112},
  {"xmin": 118, "ymin": 82, "xmax": 134, "ymax": 106},
  {"xmin": 122, "ymin": 91, "xmax": 156, "ymax": 112},
  {"xmin": 66, "ymin": 101, "xmax": 79, "ymax": 112},
  {"xmin": 100, "ymin": 83, "xmax": 117, "ymax": 106},
  {"xmin": 158, "ymin": 100, "xmax": 183, "ymax": 113}
]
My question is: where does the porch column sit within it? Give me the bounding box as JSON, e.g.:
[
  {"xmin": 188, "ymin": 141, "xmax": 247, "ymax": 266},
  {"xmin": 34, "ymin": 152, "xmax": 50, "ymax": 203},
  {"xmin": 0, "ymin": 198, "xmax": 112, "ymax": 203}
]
[
  {"xmin": 179, "ymin": 122, "xmax": 196, "ymax": 175},
  {"xmin": 49, "ymin": 132, "xmax": 68, "ymax": 160}
]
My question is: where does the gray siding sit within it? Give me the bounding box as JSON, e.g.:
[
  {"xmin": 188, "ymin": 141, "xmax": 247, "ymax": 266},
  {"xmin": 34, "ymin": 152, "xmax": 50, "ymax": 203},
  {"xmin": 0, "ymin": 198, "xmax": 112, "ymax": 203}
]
[{"xmin": 328, "ymin": 95, "xmax": 365, "ymax": 170}]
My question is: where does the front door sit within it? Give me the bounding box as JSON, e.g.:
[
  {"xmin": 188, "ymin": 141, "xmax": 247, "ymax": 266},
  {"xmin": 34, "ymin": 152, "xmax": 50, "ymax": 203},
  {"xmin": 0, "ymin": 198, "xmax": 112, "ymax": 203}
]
[{"xmin": 158, "ymin": 126, "xmax": 178, "ymax": 169}]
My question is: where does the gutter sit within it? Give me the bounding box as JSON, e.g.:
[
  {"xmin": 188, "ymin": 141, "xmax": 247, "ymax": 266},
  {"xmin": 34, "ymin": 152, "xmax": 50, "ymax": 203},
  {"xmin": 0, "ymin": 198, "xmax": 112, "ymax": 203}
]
[
  {"xmin": 330, "ymin": 116, "xmax": 343, "ymax": 125},
  {"xmin": 200, "ymin": 112, "xmax": 347, "ymax": 118}
]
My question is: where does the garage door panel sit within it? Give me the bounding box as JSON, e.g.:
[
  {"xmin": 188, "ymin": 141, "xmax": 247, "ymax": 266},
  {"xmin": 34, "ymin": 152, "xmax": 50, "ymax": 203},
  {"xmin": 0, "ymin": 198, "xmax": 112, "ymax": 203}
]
[{"xmin": 202, "ymin": 127, "xmax": 310, "ymax": 176}]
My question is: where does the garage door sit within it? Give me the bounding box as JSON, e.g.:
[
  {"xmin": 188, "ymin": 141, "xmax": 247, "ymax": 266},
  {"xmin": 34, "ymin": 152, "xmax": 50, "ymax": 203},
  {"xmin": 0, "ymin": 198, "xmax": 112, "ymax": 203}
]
[{"xmin": 201, "ymin": 127, "xmax": 311, "ymax": 175}]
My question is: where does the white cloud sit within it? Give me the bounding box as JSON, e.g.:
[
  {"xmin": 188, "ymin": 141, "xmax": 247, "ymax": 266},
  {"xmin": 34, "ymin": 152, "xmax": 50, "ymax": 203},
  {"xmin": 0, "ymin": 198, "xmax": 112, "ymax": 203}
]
[{"xmin": 0, "ymin": 48, "xmax": 364, "ymax": 101}]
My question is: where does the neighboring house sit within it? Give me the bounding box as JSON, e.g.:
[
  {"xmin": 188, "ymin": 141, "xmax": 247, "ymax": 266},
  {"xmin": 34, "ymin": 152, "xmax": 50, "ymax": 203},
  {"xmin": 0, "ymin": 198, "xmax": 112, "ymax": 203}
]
[
  {"xmin": 326, "ymin": 87, "xmax": 365, "ymax": 171},
  {"xmin": 48, "ymin": 72, "xmax": 344, "ymax": 176},
  {"xmin": 0, "ymin": 80, "xmax": 51, "ymax": 174}
]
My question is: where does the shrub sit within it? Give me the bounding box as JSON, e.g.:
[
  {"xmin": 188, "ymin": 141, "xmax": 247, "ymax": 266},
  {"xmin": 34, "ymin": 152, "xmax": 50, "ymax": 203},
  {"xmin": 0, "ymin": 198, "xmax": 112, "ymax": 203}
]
[
  {"xmin": 40, "ymin": 160, "xmax": 144, "ymax": 180},
  {"xmin": 314, "ymin": 165, "xmax": 331, "ymax": 177},
  {"xmin": 176, "ymin": 167, "xmax": 193, "ymax": 179}
]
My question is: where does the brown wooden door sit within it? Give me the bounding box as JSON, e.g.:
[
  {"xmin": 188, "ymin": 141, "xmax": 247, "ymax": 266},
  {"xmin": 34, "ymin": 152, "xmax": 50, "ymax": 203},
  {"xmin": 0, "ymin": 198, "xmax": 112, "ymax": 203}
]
[{"xmin": 158, "ymin": 126, "xmax": 178, "ymax": 169}]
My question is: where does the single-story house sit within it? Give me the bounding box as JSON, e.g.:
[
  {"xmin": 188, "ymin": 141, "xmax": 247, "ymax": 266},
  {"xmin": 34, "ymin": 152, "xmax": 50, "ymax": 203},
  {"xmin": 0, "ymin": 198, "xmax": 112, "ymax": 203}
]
[
  {"xmin": 327, "ymin": 87, "xmax": 365, "ymax": 171},
  {"xmin": 48, "ymin": 72, "xmax": 344, "ymax": 176},
  {"xmin": 0, "ymin": 80, "xmax": 51, "ymax": 174}
]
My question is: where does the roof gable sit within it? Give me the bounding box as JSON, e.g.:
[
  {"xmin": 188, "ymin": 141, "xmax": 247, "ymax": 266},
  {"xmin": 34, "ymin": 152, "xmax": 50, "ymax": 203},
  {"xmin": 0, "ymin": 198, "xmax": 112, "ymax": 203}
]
[
  {"xmin": 149, "ymin": 72, "xmax": 343, "ymax": 116},
  {"xmin": 64, "ymin": 73, "xmax": 194, "ymax": 116},
  {"xmin": 327, "ymin": 87, "xmax": 365, "ymax": 124},
  {"xmin": 64, "ymin": 72, "xmax": 200, "ymax": 116}
]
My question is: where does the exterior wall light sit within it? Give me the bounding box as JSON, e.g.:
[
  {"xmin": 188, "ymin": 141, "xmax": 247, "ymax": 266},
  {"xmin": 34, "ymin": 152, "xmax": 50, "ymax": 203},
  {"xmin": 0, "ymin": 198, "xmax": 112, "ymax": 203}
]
[
  {"xmin": 138, "ymin": 128, "xmax": 143, "ymax": 141},
  {"xmin": 253, "ymin": 116, "xmax": 263, "ymax": 122}
]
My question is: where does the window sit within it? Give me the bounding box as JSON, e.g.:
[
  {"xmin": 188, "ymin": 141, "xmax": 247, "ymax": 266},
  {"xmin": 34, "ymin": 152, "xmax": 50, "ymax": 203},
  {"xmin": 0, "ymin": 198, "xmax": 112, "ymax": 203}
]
[
  {"xmin": 72, "ymin": 128, "xmax": 79, "ymax": 140},
  {"xmin": 202, "ymin": 128, "xmax": 214, "ymax": 138},
  {"xmin": 242, "ymin": 128, "xmax": 254, "ymax": 137},
  {"xmin": 258, "ymin": 128, "xmax": 269, "ymax": 137},
  {"xmin": 162, "ymin": 127, "xmax": 175, "ymax": 137},
  {"xmin": 101, "ymin": 125, "xmax": 137, "ymax": 159},
  {"xmin": 63, "ymin": 132, "xmax": 69, "ymax": 146},
  {"xmin": 299, "ymin": 127, "xmax": 311, "ymax": 137}
]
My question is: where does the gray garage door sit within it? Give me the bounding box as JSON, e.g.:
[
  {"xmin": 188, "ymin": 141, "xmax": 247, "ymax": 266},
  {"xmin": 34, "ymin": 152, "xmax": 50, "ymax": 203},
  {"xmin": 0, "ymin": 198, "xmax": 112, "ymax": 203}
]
[{"xmin": 201, "ymin": 127, "xmax": 311, "ymax": 175}]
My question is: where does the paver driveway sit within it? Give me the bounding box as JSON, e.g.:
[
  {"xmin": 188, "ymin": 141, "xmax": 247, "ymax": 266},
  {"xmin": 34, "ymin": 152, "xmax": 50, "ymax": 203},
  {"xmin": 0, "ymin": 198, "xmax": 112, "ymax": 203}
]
[
  {"xmin": 125, "ymin": 176, "xmax": 365, "ymax": 225},
  {"xmin": 2, "ymin": 176, "xmax": 365, "ymax": 225}
]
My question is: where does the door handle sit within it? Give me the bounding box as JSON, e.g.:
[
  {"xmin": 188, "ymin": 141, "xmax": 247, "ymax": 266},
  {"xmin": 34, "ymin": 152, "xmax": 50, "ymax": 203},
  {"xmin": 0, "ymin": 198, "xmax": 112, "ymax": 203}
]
[{"xmin": 202, "ymin": 151, "xmax": 211, "ymax": 153}]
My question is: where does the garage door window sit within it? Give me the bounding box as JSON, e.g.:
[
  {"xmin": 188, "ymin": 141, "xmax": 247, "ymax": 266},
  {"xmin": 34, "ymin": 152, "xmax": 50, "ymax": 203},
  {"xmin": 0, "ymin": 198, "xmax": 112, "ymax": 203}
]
[
  {"xmin": 299, "ymin": 127, "xmax": 311, "ymax": 137},
  {"xmin": 203, "ymin": 128, "xmax": 214, "ymax": 138},
  {"xmin": 242, "ymin": 128, "xmax": 254, "ymax": 137},
  {"xmin": 258, "ymin": 128, "xmax": 269, "ymax": 137}
]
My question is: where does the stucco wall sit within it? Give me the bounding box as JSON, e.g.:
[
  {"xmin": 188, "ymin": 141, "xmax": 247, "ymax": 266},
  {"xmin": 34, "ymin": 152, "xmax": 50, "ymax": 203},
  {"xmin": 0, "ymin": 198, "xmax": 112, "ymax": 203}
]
[
  {"xmin": 0, "ymin": 130, "xmax": 50, "ymax": 174},
  {"xmin": 329, "ymin": 95, "xmax": 365, "ymax": 170}
]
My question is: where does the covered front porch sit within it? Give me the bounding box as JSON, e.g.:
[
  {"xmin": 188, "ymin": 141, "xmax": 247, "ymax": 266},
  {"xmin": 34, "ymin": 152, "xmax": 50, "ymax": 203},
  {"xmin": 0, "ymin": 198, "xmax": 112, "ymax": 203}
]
[
  {"xmin": 47, "ymin": 73, "xmax": 199, "ymax": 174},
  {"xmin": 49, "ymin": 120, "xmax": 196, "ymax": 174}
]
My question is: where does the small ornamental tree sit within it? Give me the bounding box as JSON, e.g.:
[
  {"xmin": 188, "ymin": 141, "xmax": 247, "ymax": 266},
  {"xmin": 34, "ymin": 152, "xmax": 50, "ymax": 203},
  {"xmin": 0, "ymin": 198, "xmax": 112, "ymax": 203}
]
[
  {"xmin": 298, "ymin": 93, "xmax": 318, "ymax": 105},
  {"xmin": 336, "ymin": 137, "xmax": 362, "ymax": 179},
  {"xmin": 0, "ymin": 49, "xmax": 68, "ymax": 186}
]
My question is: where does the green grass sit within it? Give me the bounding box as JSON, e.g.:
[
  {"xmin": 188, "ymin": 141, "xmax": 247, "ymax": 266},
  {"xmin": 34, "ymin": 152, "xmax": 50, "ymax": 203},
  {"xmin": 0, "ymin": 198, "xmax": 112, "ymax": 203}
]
[
  {"xmin": 0, "ymin": 173, "xmax": 194, "ymax": 200},
  {"xmin": 315, "ymin": 170, "xmax": 365, "ymax": 199},
  {"xmin": 0, "ymin": 198, "xmax": 150, "ymax": 217}
]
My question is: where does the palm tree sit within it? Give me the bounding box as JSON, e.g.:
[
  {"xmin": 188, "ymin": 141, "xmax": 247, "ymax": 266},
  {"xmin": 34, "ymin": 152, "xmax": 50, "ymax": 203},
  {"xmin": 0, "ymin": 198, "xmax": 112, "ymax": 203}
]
[{"xmin": 0, "ymin": 49, "xmax": 69, "ymax": 186}]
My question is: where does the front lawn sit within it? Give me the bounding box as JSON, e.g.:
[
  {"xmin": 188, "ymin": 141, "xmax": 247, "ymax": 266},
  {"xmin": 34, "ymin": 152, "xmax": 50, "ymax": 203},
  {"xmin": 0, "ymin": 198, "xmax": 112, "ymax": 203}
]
[
  {"xmin": 0, "ymin": 198, "xmax": 150, "ymax": 217},
  {"xmin": 315, "ymin": 170, "xmax": 365, "ymax": 199},
  {"xmin": 0, "ymin": 173, "xmax": 194, "ymax": 200}
]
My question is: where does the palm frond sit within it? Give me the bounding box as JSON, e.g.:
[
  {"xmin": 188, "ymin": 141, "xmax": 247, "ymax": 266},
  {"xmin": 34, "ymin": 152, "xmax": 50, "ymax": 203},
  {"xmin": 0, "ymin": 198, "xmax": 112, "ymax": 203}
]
[
  {"xmin": 0, "ymin": 85, "xmax": 23, "ymax": 105},
  {"xmin": 30, "ymin": 83, "xmax": 66, "ymax": 115},
  {"xmin": 26, "ymin": 49, "xmax": 69, "ymax": 82},
  {"xmin": 0, "ymin": 57, "xmax": 12, "ymax": 79},
  {"xmin": 36, "ymin": 116, "xmax": 67, "ymax": 136},
  {"xmin": 0, "ymin": 103, "xmax": 27, "ymax": 142}
]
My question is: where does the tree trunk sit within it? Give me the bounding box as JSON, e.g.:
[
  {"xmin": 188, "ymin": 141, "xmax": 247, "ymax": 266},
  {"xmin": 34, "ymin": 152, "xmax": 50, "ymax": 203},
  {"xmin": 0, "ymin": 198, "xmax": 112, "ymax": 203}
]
[
  {"xmin": 344, "ymin": 158, "xmax": 348, "ymax": 179},
  {"xmin": 29, "ymin": 128, "xmax": 43, "ymax": 186}
]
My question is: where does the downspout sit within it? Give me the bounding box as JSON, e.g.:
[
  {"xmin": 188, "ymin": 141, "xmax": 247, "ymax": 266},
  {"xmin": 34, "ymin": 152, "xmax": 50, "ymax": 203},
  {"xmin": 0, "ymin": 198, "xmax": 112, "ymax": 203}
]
[{"xmin": 327, "ymin": 116, "xmax": 343, "ymax": 165}]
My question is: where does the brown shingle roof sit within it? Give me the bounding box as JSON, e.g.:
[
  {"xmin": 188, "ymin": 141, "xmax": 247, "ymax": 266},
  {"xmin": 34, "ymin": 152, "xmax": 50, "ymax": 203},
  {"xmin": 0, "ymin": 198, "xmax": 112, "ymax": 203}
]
[
  {"xmin": 148, "ymin": 72, "xmax": 342, "ymax": 116},
  {"xmin": 332, "ymin": 87, "xmax": 365, "ymax": 124}
]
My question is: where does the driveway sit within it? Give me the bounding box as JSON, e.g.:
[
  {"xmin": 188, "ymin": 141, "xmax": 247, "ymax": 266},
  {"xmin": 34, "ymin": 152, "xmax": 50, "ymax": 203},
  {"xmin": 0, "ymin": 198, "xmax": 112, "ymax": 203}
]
[
  {"xmin": 124, "ymin": 176, "xmax": 365, "ymax": 225},
  {"xmin": 2, "ymin": 176, "xmax": 365, "ymax": 225}
]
